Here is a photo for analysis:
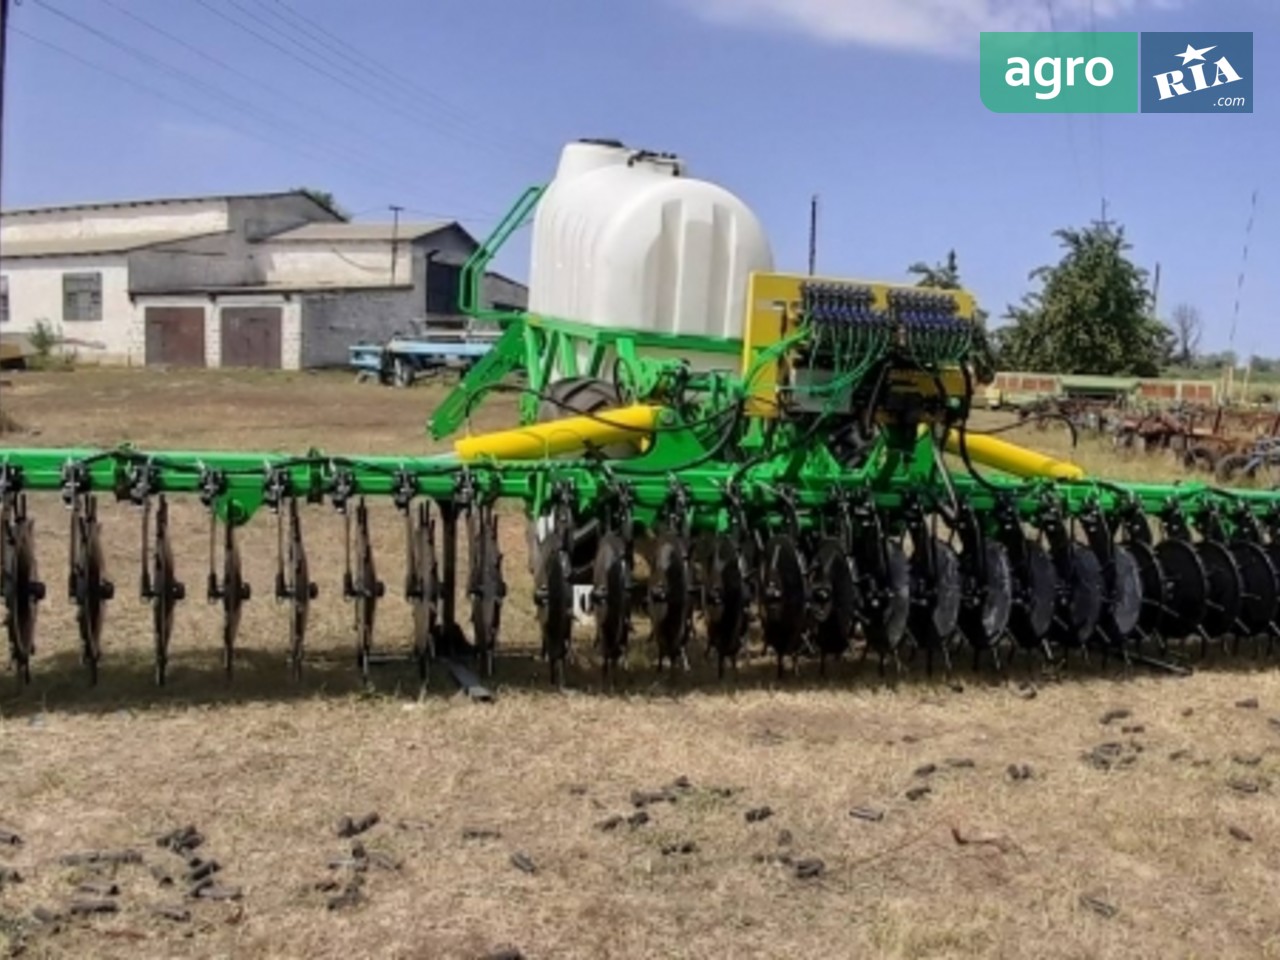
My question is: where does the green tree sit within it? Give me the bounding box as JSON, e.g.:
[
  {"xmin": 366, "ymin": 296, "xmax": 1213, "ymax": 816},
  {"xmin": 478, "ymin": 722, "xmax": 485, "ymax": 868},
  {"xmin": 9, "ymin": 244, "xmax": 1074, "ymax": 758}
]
[{"xmin": 993, "ymin": 221, "xmax": 1168, "ymax": 376}]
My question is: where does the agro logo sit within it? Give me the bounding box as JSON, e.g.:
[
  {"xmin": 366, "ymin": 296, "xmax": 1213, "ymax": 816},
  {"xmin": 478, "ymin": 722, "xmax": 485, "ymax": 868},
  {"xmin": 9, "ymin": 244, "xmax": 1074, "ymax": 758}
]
[
  {"xmin": 1152, "ymin": 43, "xmax": 1243, "ymax": 100},
  {"xmin": 1140, "ymin": 32, "xmax": 1252, "ymax": 112}
]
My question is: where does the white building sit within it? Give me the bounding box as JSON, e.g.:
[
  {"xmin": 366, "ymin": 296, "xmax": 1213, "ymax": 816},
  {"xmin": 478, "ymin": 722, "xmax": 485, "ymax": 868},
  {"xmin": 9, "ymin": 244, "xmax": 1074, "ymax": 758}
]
[{"xmin": 0, "ymin": 191, "xmax": 525, "ymax": 368}]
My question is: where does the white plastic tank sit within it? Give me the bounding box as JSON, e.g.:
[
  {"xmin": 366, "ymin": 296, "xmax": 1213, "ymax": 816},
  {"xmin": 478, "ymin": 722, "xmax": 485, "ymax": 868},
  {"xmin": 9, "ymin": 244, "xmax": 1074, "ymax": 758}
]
[{"xmin": 528, "ymin": 139, "xmax": 774, "ymax": 344}]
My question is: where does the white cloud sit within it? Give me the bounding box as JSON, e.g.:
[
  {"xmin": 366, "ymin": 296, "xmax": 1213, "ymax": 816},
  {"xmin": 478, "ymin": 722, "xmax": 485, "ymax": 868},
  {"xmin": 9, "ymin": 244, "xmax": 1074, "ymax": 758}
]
[{"xmin": 684, "ymin": 0, "xmax": 1188, "ymax": 57}]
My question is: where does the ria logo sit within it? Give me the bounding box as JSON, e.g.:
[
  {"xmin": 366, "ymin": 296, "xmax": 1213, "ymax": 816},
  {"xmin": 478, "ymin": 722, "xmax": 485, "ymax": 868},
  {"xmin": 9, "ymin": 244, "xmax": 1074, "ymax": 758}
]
[{"xmin": 1140, "ymin": 33, "xmax": 1252, "ymax": 112}]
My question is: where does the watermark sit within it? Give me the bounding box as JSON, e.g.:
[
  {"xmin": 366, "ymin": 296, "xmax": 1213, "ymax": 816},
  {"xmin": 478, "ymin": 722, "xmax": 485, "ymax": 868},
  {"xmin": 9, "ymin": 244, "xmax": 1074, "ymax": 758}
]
[
  {"xmin": 980, "ymin": 31, "xmax": 1253, "ymax": 113},
  {"xmin": 980, "ymin": 32, "xmax": 1139, "ymax": 113},
  {"xmin": 1140, "ymin": 32, "xmax": 1252, "ymax": 112}
]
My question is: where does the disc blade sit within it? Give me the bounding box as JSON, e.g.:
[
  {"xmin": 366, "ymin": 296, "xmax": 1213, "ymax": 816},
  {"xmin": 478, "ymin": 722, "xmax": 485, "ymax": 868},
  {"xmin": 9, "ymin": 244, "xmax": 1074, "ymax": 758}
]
[
  {"xmin": 863, "ymin": 540, "xmax": 909, "ymax": 654},
  {"xmin": 1230, "ymin": 541, "xmax": 1277, "ymax": 635},
  {"xmin": 1196, "ymin": 540, "xmax": 1242, "ymax": 636},
  {"xmin": 761, "ymin": 535, "xmax": 807, "ymax": 656},
  {"xmin": 909, "ymin": 539, "xmax": 961, "ymax": 648},
  {"xmin": 593, "ymin": 532, "xmax": 630, "ymax": 660},
  {"xmin": 958, "ymin": 540, "xmax": 1012, "ymax": 649},
  {"xmin": 810, "ymin": 538, "xmax": 858, "ymax": 656},
  {"xmin": 1128, "ymin": 539, "xmax": 1165, "ymax": 634},
  {"xmin": 704, "ymin": 534, "xmax": 747, "ymax": 661},
  {"xmin": 1010, "ymin": 541, "xmax": 1056, "ymax": 649},
  {"xmin": 1105, "ymin": 544, "xmax": 1143, "ymax": 639},
  {"xmin": 1154, "ymin": 538, "xmax": 1207, "ymax": 638}
]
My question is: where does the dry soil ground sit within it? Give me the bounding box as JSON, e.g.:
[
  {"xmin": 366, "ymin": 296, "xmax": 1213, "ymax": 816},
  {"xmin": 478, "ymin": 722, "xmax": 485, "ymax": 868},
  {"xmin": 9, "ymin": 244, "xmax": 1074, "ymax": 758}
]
[{"xmin": 0, "ymin": 368, "xmax": 1279, "ymax": 960}]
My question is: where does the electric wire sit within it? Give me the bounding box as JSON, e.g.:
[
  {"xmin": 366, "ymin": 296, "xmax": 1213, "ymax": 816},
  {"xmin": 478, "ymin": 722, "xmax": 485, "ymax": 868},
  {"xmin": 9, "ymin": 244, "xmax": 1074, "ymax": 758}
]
[
  {"xmin": 17, "ymin": 6, "xmax": 502, "ymax": 224},
  {"xmin": 189, "ymin": 0, "xmax": 537, "ymax": 181}
]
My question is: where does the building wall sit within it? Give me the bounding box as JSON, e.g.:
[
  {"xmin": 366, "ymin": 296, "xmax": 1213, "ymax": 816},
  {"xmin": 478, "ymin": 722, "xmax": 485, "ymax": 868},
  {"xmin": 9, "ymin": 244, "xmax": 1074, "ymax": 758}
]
[
  {"xmin": 264, "ymin": 241, "xmax": 413, "ymax": 289},
  {"xmin": 0, "ymin": 199, "xmax": 229, "ymax": 245},
  {"xmin": 129, "ymin": 194, "xmax": 340, "ymax": 293},
  {"xmin": 299, "ymin": 288, "xmax": 418, "ymax": 367},
  {"xmin": 1, "ymin": 255, "xmax": 133, "ymax": 361}
]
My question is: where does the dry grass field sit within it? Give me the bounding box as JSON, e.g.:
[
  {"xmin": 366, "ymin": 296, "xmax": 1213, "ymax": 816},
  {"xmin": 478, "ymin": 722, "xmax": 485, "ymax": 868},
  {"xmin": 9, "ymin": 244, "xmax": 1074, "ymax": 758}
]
[{"xmin": 2, "ymin": 367, "xmax": 1280, "ymax": 959}]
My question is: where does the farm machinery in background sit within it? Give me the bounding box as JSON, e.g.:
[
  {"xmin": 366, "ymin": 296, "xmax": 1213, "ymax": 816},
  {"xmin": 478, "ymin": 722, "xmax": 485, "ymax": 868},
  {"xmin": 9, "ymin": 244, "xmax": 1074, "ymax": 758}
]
[
  {"xmin": 7, "ymin": 138, "xmax": 1280, "ymax": 693},
  {"xmin": 348, "ymin": 318, "xmax": 504, "ymax": 388}
]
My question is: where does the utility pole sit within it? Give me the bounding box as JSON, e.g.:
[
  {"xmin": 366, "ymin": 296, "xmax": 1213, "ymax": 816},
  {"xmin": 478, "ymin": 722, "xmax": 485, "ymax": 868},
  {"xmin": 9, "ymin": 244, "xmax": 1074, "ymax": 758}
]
[
  {"xmin": 807, "ymin": 194, "xmax": 818, "ymax": 275},
  {"xmin": 1150, "ymin": 261, "xmax": 1161, "ymax": 319},
  {"xmin": 1, "ymin": 0, "xmax": 11, "ymax": 209},
  {"xmin": 389, "ymin": 204, "xmax": 403, "ymax": 285}
]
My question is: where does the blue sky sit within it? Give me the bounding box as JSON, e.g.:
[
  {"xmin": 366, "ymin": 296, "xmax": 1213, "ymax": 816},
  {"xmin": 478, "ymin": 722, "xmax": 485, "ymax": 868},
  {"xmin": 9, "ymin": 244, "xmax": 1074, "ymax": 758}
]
[{"xmin": 3, "ymin": 0, "xmax": 1275, "ymax": 355}]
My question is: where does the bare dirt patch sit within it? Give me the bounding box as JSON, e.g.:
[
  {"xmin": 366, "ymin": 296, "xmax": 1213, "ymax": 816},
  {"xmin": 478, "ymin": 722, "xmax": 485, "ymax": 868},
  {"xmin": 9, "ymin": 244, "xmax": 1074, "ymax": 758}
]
[{"xmin": 1, "ymin": 368, "xmax": 1279, "ymax": 959}]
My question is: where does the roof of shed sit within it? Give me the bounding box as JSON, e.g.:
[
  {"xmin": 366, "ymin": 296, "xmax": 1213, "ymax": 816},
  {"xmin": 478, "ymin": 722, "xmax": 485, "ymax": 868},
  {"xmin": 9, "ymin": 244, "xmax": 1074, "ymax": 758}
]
[
  {"xmin": 0, "ymin": 230, "xmax": 228, "ymax": 259},
  {"xmin": 1, "ymin": 189, "xmax": 342, "ymax": 220},
  {"xmin": 266, "ymin": 221, "xmax": 454, "ymax": 243}
]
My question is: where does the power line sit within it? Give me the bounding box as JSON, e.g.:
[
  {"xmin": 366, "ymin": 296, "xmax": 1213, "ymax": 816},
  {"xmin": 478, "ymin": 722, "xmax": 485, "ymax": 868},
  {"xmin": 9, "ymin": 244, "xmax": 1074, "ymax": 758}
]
[
  {"xmin": 35, "ymin": 0, "xmax": 440, "ymax": 191},
  {"xmin": 1228, "ymin": 187, "xmax": 1259, "ymax": 353},
  {"xmin": 93, "ymin": 0, "xmax": 457, "ymax": 173},
  {"xmin": 6, "ymin": 24, "xmax": 500, "ymax": 228},
  {"xmin": 189, "ymin": 0, "xmax": 537, "ymax": 179},
  {"xmin": 1041, "ymin": 0, "xmax": 1084, "ymax": 191},
  {"xmin": 25, "ymin": 0, "xmax": 504, "ymax": 217},
  {"xmin": 262, "ymin": 0, "xmax": 552, "ymax": 163}
]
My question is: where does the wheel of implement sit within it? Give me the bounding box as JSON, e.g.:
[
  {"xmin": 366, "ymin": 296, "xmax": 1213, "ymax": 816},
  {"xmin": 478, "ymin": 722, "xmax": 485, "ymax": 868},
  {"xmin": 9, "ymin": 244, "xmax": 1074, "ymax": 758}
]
[
  {"xmin": 534, "ymin": 539, "xmax": 574, "ymax": 685},
  {"xmin": 592, "ymin": 532, "xmax": 631, "ymax": 667},
  {"xmin": 1009, "ymin": 541, "xmax": 1057, "ymax": 649},
  {"xmin": 408, "ymin": 501, "xmax": 438, "ymax": 685},
  {"xmin": 862, "ymin": 540, "xmax": 910, "ymax": 655},
  {"xmin": 702, "ymin": 533, "xmax": 748, "ymax": 673},
  {"xmin": 526, "ymin": 377, "xmax": 628, "ymax": 583},
  {"xmin": 1195, "ymin": 540, "xmax": 1242, "ymax": 637},
  {"xmin": 908, "ymin": 539, "xmax": 962, "ymax": 652},
  {"xmin": 1127, "ymin": 539, "xmax": 1166, "ymax": 635},
  {"xmin": 1153, "ymin": 539, "xmax": 1208, "ymax": 638},
  {"xmin": 1052, "ymin": 544, "xmax": 1103, "ymax": 647},
  {"xmin": 70, "ymin": 497, "xmax": 113, "ymax": 686},
  {"xmin": 1102, "ymin": 544, "xmax": 1144, "ymax": 641},
  {"xmin": 760, "ymin": 534, "xmax": 807, "ymax": 660},
  {"xmin": 958, "ymin": 541, "xmax": 1012, "ymax": 651},
  {"xmin": 648, "ymin": 532, "xmax": 692, "ymax": 667},
  {"xmin": 150, "ymin": 496, "xmax": 186, "ymax": 687},
  {"xmin": 468, "ymin": 504, "xmax": 505, "ymax": 678},
  {"xmin": 808, "ymin": 538, "xmax": 859, "ymax": 658},
  {"xmin": 2, "ymin": 500, "xmax": 44, "ymax": 686},
  {"xmin": 1229, "ymin": 542, "xmax": 1277, "ymax": 637}
]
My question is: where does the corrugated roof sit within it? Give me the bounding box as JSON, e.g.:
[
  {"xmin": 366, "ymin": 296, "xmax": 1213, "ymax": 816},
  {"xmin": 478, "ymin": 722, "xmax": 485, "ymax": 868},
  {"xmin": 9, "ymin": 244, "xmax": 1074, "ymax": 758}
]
[
  {"xmin": 267, "ymin": 221, "xmax": 452, "ymax": 243},
  {"xmin": 0, "ymin": 230, "xmax": 228, "ymax": 259},
  {"xmin": 1, "ymin": 189, "xmax": 337, "ymax": 218}
]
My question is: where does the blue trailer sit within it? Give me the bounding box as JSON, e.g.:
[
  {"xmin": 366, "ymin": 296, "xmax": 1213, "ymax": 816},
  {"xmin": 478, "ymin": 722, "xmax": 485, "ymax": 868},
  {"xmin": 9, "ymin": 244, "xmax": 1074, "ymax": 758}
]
[{"xmin": 349, "ymin": 323, "xmax": 501, "ymax": 387}]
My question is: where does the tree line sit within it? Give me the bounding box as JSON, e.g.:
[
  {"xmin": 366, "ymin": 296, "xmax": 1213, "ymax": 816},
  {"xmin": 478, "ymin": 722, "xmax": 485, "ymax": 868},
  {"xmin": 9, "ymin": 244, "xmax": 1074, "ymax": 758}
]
[{"xmin": 906, "ymin": 219, "xmax": 1254, "ymax": 379}]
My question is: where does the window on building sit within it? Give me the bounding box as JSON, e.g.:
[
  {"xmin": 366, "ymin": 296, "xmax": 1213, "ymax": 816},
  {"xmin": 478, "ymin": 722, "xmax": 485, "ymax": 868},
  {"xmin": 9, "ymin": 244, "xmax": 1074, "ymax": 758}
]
[
  {"xmin": 63, "ymin": 272, "xmax": 103, "ymax": 322},
  {"xmin": 425, "ymin": 261, "xmax": 462, "ymax": 315},
  {"xmin": 0, "ymin": 277, "xmax": 8, "ymax": 325}
]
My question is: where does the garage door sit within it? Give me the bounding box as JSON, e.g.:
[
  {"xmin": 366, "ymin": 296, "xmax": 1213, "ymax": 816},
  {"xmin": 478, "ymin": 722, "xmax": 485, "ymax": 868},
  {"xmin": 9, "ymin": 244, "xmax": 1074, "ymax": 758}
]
[
  {"xmin": 144, "ymin": 307, "xmax": 206, "ymax": 367},
  {"xmin": 220, "ymin": 307, "xmax": 282, "ymax": 369}
]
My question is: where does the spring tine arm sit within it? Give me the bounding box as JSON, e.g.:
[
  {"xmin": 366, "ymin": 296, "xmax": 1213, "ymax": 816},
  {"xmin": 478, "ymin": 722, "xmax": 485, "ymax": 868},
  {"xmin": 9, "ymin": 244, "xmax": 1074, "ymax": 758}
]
[
  {"xmin": 150, "ymin": 495, "xmax": 184, "ymax": 686},
  {"xmin": 284, "ymin": 497, "xmax": 316, "ymax": 680}
]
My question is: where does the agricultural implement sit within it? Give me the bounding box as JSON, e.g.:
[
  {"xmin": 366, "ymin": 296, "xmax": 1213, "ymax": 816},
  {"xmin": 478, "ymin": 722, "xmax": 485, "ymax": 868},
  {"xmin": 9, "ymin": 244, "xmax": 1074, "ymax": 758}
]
[{"xmin": 6, "ymin": 138, "xmax": 1280, "ymax": 693}]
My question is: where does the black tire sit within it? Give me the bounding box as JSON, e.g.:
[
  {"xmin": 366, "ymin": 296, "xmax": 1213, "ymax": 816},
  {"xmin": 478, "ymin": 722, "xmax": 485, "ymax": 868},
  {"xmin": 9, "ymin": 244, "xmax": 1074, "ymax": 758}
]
[{"xmin": 526, "ymin": 376, "xmax": 631, "ymax": 583}]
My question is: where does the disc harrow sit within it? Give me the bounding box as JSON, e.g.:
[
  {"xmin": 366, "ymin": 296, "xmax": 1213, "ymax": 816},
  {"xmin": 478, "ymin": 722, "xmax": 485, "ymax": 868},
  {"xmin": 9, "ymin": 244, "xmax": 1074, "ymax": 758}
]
[{"xmin": 7, "ymin": 140, "xmax": 1280, "ymax": 696}]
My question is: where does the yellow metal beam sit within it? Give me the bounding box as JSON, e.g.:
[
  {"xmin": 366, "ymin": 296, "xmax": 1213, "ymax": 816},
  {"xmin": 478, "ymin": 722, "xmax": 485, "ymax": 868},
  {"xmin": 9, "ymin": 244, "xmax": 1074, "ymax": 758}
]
[
  {"xmin": 454, "ymin": 404, "xmax": 662, "ymax": 461},
  {"xmin": 943, "ymin": 429, "xmax": 1085, "ymax": 481}
]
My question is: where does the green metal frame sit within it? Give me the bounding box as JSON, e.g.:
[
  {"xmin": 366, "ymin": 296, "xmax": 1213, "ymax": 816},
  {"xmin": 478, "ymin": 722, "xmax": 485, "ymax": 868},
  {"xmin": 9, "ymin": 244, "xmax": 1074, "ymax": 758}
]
[{"xmin": 3, "ymin": 178, "xmax": 1280, "ymax": 648}]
